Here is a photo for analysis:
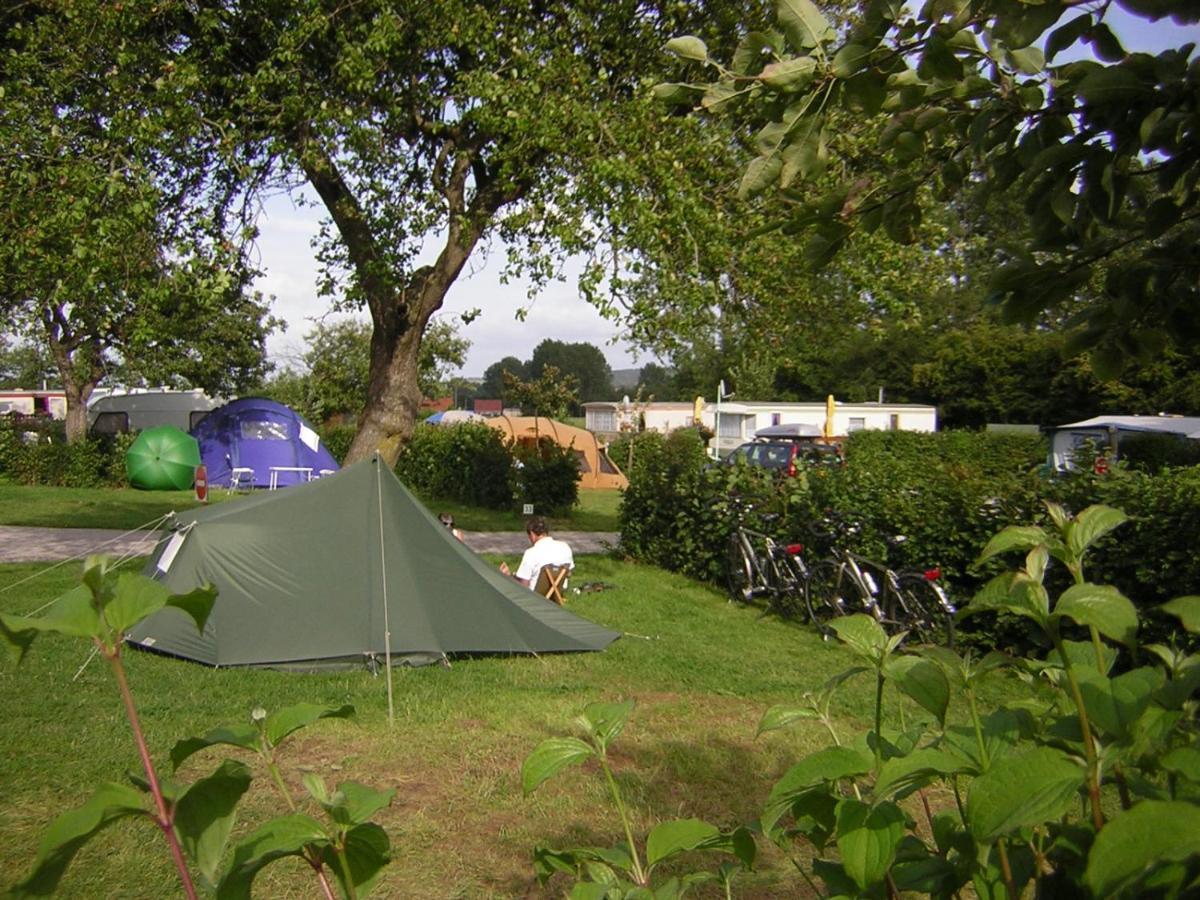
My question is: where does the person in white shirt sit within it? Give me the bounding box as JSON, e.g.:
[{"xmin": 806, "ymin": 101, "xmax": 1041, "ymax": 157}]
[{"xmin": 500, "ymin": 516, "xmax": 574, "ymax": 588}]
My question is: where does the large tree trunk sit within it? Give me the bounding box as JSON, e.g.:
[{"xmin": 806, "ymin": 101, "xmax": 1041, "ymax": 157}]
[{"xmin": 300, "ymin": 141, "xmax": 519, "ymax": 467}]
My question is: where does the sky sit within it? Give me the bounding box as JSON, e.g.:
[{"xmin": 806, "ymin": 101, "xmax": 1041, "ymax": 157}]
[{"xmin": 253, "ymin": 6, "xmax": 1198, "ymax": 380}]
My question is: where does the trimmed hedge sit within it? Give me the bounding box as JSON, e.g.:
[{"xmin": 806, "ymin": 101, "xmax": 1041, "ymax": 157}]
[
  {"xmin": 617, "ymin": 428, "xmax": 1199, "ymax": 649},
  {"xmin": 394, "ymin": 421, "xmax": 515, "ymax": 509},
  {"xmin": 0, "ymin": 418, "xmax": 133, "ymax": 487}
]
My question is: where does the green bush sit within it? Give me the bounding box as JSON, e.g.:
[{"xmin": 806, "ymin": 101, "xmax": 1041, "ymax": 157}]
[
  {"xmin": 317, "ymin": 423, "xmax": 357, "ymax": 465},
  {"xmin": 619, "ymin": 426, "xmax": 1200, "ymax": 652},
  {"xmin": 394, "ymin": 422, "xmax": 514, "ymax": 509},
  {"xmin": 513, "ymin": 437, "xmax": 579, "ymax": 515},
  {"xmin": 0, "ymin": 418, "xmax": 132, "ymax": 487}
]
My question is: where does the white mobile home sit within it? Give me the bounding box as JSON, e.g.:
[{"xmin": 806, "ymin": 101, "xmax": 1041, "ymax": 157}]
[{"xmin": 585, "ymin": 399, "xmax": 938, "ymax": 455}]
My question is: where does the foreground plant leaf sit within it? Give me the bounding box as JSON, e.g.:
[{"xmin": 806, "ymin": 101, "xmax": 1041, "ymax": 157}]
[
  {"xmin": 1084, "ymin": 800, "xmax": 1200, "ymax": 897},
  {"xmin": 264, "ymin": 702, "xmax": 355, "ymax": 747},
  {"xmin": 835, "ymin": 798, "xmax": 906, "ymax": 892},
  {"xmin": 966, "ymin": 746, "xmax": 1085, "ymax": 843},
  {"xmin": 10, "ymin": 782, "xmax": 148, "ymax": 897},
  {"xmin": 645, "ymin": 818, "xmax": 720, "ymax": 867},
  {"xmin": 217, "ymin": 813, "xmax": 330, "ymax": 899},
  {"xmin": 173, "ymin": 760, "xmax": 253, "ymax": 888},
  {"xmin": 323, "ymin": 822, "xmax": 391, "ymax": 899},
  {"xmin": 522, "ymin": 737, "xmax": 595, "ymax": 795}
]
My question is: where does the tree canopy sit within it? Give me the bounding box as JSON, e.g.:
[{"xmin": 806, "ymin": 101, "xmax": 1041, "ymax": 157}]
[
  {"xmin": 8, "ymin": 0, "xmax": 768, "ymax": 461},
  {"xmin": 662, "ymin": 0, "xmax": 1200, "ymax": 377},
  {"xmin": 0, "ymin": 5, "xmax": 277, "ymax": 440}
]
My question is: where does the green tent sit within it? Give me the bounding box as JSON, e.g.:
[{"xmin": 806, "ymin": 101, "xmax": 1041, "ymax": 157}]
[{"xmin": 127, "ymin": 456, "xmax": 619, "ymax": 670}]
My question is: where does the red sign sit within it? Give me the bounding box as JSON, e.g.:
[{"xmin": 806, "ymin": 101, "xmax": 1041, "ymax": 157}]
[
  {"xmin": 195, "ymin": 464, "xmax": 209, "ymax": 503},
  {"xmin": 1093, "ymin": 456, "xmax": 1109, "ymax": 476}
]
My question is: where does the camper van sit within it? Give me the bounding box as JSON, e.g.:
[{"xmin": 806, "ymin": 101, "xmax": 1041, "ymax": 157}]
[{"xmin": 88, "ymin": 390, "xmax": 220, "ymax": 435}]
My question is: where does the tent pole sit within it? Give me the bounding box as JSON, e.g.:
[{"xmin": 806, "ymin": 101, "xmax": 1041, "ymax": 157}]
[{"xmin": 375, "ymin": 456, "xmax": 396, "ymax": 725}]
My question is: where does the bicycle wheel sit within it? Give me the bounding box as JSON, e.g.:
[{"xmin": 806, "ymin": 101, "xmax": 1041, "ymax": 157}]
[
  {"xmin": 804, "ymin": 560, "xmax": 853, "ymax": 633},
  {"xmin": 766, "ymin": 548, "xmax": 805, "ymax": 620},
  {"xmin": 726, "ymin": 534, "xmax": 757, "ymax": 605},
  {"xmin": 897, "ymin": 575, "xmax": 956, "ymax": 648}
]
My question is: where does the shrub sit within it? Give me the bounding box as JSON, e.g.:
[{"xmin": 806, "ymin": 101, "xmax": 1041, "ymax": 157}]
[
  {"xmin": 394, "ymin": 421, "xmax": 515, "ymax": 509},
  {"xmin": 0, "ymin": 416, "xmax": 132, "ymax": 488},
  {"xmin": 317, "ymin": 423, "xmax": 357, "ymax": 465},
  {"xmin": 513, "ymin": 437, "xmax": 579, "ymax": 515}
]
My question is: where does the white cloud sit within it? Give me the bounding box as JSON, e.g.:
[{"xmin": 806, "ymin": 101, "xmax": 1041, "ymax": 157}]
[{"xmin": 253, "ymin": 193, "xmax": 645, "ymax": 377}]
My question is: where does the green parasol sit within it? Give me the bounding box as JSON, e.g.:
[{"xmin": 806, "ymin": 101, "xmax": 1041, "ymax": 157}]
[{"xmin": 126, "ymin": 426, "xmax": 202, "ymax": 491}]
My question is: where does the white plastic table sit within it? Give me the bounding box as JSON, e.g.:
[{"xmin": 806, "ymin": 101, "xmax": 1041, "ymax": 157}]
[{"xmin": 268, "ymin": 466, "xmax": 313, "ymax": 489}]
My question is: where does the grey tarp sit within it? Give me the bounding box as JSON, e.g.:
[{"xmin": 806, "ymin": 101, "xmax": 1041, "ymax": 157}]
[{"xmin": 126, "ymin": 455, "xmax": 619, "ymax": 668}]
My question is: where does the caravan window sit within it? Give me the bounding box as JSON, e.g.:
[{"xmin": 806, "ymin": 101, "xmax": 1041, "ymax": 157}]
[
  {"xmin": 93, "ymin": 412, "xmax": 130, "ymax": 435},
  {"xmin": 240, "ymin": 418, "xmax": 289, "ymax": 440}
]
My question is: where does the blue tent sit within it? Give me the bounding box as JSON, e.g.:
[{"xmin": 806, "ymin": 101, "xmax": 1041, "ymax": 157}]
[{"xmin": 191, "ymin": 397, "xmax": 339, "ymax": 488}]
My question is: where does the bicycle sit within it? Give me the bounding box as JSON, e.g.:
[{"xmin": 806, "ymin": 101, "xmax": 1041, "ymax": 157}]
[
  {"xmin": 725, "ymin": 501, "xmax": 809, "ymax": 620},
  {"xmin": 803, "ymin": 513, "xmax": 955, "ymax": 646}
]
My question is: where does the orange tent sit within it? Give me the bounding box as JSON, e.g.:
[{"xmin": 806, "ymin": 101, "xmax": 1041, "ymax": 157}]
[{"xmin": 486, "ymin": 416, "xmax": 628, "ymax": 490}]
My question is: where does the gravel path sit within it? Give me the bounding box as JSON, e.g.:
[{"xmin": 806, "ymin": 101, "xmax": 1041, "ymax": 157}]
[{"xmin": 0, "ymin": 525, "xmax": 619, "ymax": 563}]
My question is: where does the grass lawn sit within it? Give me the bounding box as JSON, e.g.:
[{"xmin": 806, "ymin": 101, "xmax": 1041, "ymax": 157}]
[
  {"xmin": 0, "ymin": 482, "xmax": 622, "ymax": 533},
  {"xmin": 0, "ymin": 547, "xmax": 1013, "ymax": 899}
]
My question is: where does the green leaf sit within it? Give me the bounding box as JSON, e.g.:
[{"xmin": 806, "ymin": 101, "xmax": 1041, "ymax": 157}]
[
  {"xmin": 0, "ymin": 612, "xmax": 38, "ymax": 665},
  {"xmin": 1160, "ymin": 747, "xmax": 1200, "ymax": 785},
  {"xmin": 174, "ymin": 760, "xmax": 253, "ymax": 887},
  {"xmin": 2, "ymin": 585, "xmax": 101, "ymax": 657},
  {"xmin": 830, "ymin": 614, "xmax": 889, "ymax": 660},
  {"xmin": 832, "ymin": 43, "xmax": 872, "ymax": 78},
  {"xmin": 777, "ymin": 0, "xmax": 834, "ymax": 52},
  {"xmin": 701, "ymin": 82, "xmax": 739, "ymax": 111},
  {"xmin": 966, "ymin": 747, "xmax": 1085, "ymax": 843},
  {"xmin": 835, "ymin": 798, "xmax": 906, "ymax": 890},
  {"xmin": 1045, "ymin": 15, "xmax": 1093, "ymax": 62},
  {"xmin": 651, "ymin": 82, "xmax": 699, "ymax": 104},
  {"xmin": 104, "ymin": 573, "xmax": 170, "ymax": 634},
  {"xmin": 265, "ymin": 702, "xmax": 354, "ymax": 747},
  {"xmin": 10, "ymin": 782, "xmax": 148, "ymax": 896},
  {"xmin": 884, "ymin": 656, "xmax": 950, "ymax": 724},
  {"xmin": 738, "ymin": 153, "xmax": 783, "ymax": 199},
  {"xmin": 1085, "ymin": 23, "xmax": 1126, "ymax": 62},
  {"xmin": 1161, "ymin": 596, "xmax": 1200, "ymax": 633},
  {"xmin": 760, "ymin": 56, "xmax": 818, "ymax": 91},
  {"xmin": 975, "ymin": 525, "xmax": 1048, "ymax": 564},
  {"xmin": 1053, "ymin": 583, "xmax": 1138, "ymax": 647},
  {"xmin": 757, "ymin": 704, "xmax": 820, "ymax": 736},
  {"xmin": 1077, "ymin": 66, "xmax": 1150, "ymax": 105},
  {"xmin": 580, "ymin": 699, "xmax": 635, "ymax": 749},
  {"xmin": 780, "ymin": 128, "xmax": 827, "ymax": 185},
  {"xmin": 163, "ymin": 584, "xmax": 218, "ymax": 636},
  {"xmin": 522, "ymin": 737, "xmax": 594, "ymax": 795},
  {"xmin": 875, "ymin": 747, "xmax": 969, "ymax": 799},
  {"xmin": 1073, "ymin": 665, "xmax": 1163, "ymax": 740},
  {"xmin": 664, "ymin": 36, "xmax": 708, "ymax": 63},
  {"xmin": 321, "ymin": 781, "xmax": 395, "ymax": 828},
  {"xmin": 171, "ymin": 724, "xmax": 260, "ymax": 771},
  {"xmin": 1084, "ymin": 801, "xmax": 1200, "ymax": 897},
  {"xmin": 217, "ymin": 813, "xmax": 330, "ymax": 899},
  {"xmin": 323, "ymin": 822, "xmax": 391, "ymax": 899},
  {"xmin": 1008, "ymin": 47, "xmax": 1045, "ymax": 75},
  {"xmin": 646, "ymin": 819, "xmax": 720, "ymax": 867},
  {"xmin": 763, "ymin": 746, "xmax": 873, "ymax": 832},
  {"xmin": 1065, "ymin": 505, "xmax": 1127, "ymax": 559}
]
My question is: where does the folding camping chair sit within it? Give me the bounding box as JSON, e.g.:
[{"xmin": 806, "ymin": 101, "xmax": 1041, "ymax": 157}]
[
  {"xmin": 228, "ymin": 467, "xmax": 255, "ymax": 492},
  {"xmin": 534, "ymin": 565, "xmax": 571, "ymax": 605}
]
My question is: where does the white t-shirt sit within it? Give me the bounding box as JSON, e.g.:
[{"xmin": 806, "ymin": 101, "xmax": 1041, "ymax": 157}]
[{"xmin": 515, "ymin": 535, "xmax": 574, "ymax": 586}]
